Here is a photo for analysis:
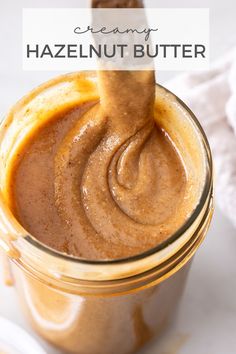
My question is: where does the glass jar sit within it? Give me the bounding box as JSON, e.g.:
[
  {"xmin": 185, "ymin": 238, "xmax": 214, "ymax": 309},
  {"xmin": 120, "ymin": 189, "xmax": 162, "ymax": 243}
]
[{"xmin": 0, "ymin": 72, "xmax": 213, "ymax": 354}]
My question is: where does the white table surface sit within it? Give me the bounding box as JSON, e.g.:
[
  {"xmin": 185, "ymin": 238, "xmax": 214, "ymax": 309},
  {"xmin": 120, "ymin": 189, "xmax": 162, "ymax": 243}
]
[{"xmin": 0, "ymin": 1, "xmax": 236, "ymax": 353}]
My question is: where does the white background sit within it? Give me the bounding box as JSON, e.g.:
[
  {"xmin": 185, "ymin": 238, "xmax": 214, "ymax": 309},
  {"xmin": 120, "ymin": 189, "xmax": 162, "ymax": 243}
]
[{"xmin": 0, "ymin": 1, "xmax": 236, "ymax": 354}]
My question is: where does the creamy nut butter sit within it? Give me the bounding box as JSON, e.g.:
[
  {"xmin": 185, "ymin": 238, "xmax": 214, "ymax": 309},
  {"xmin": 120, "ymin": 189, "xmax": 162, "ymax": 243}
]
[{"xmin": 7, "ymin": 69, "xmax": 200, "ymax": 260}]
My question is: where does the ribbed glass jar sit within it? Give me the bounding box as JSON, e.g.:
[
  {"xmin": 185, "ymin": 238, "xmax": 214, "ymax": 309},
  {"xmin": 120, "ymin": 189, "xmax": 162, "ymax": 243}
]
[{"xmin": 0, "ymin": 72, "xmax": 213, "ymax": 354}]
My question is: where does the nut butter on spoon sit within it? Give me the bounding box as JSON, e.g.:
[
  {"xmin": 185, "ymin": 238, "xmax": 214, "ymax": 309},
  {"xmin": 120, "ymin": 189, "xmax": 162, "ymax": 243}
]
[{"xmin": 53, "ymin": 0, "xmax": 187, "ymax": 258}]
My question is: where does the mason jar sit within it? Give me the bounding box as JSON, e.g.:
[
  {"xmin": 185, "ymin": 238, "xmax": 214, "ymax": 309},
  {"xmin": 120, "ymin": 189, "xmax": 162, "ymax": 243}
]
[{"xmin": 0, "ymin": 72, "xmax": 213, "ymax": 354}]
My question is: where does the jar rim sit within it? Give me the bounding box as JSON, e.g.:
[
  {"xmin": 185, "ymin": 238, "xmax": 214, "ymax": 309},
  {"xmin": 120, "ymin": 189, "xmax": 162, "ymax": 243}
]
[{"xmin": 17, "ymin": 81, "xmax": 213, "ymax": 264}]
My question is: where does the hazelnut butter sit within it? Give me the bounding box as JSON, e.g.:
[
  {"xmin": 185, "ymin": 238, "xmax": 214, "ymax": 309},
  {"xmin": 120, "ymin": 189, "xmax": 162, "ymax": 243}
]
[
  {"xmin": 0, "ymin": 1, "xmax": 213, "ymax": 353},
  {"xmin": 0, "ymin": 71, "xmax": 213, "ymax": 354},
  {"xmin": 7, "ymin": 70, "xmax": 198, "ymax": 261}
]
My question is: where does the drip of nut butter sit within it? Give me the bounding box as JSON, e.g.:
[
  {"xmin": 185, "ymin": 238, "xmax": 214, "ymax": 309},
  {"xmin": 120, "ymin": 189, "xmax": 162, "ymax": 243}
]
[{"xmin": 9, "ymin": 0, "xmax": 193, "ymax": 260}]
